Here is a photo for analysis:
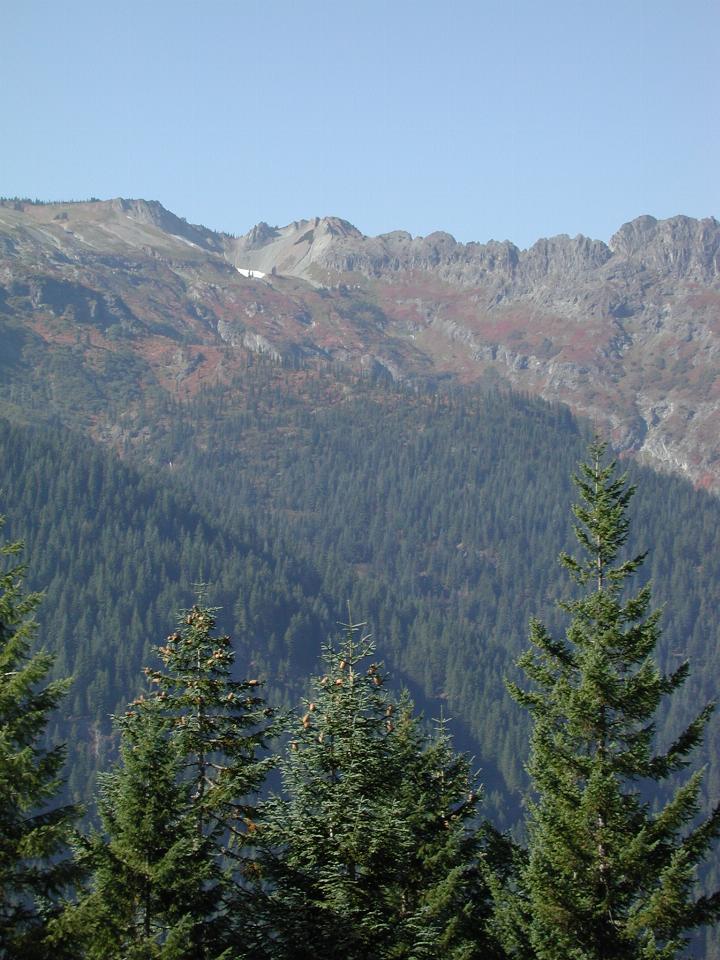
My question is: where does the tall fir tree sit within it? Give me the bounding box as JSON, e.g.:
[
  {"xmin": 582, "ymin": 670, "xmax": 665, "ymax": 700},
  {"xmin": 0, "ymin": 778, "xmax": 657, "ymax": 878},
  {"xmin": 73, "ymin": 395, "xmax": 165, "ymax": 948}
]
[
  {"xmin": 387, "ymin": 703, "xmax": 507, "ymax": 959},
  {"xmin": 62, "ymin": 600, "xmax": 278, "ymax": 959},
  {"xmin": 59, "ymin": 708, "xmax": 219, "ymax": 960},
  {"xmin": 254, "ymin": 617, "xmax": 501, "ymax": 960},
  {"xmin": 491, "ymin": 440, "xmax": 720, "ymax": 959},
  {"xmin": 140, "ymin": 603, "xmax": 278, "ymax": 861},
  {"xmin": 0, "ymin": 522, "xmax": 80, "ymax": 959}
]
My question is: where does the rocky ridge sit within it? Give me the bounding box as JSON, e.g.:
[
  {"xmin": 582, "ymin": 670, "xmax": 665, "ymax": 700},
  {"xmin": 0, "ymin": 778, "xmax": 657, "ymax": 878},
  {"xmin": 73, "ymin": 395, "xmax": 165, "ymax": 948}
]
[{"xmin": 0, "ymin": 197, "xmax": 718, "ymax": 491}]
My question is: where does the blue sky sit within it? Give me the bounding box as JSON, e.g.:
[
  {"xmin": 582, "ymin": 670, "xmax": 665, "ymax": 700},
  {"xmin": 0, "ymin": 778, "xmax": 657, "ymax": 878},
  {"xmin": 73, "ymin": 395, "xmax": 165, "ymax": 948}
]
[{"xmin": 3, "ymin": 0, "xmax": 718, "ymax": 248}]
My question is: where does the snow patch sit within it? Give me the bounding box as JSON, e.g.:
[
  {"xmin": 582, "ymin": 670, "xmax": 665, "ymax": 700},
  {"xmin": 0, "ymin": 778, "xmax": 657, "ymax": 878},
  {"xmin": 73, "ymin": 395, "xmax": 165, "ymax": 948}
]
[
  {"xmin": 236, "ymin": 267, "xmax": 266, "ymax": 279},
  {"xmin": 171, "ymin": 234, "xmax": 200, "ymax": 248}
]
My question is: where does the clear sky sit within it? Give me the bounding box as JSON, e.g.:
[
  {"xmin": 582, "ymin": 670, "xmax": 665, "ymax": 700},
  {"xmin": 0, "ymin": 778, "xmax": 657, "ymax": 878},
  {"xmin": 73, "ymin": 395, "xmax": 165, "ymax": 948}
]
[{"xmin": 3, "ymin": 0, "xmax": 718, "ymax": 249}]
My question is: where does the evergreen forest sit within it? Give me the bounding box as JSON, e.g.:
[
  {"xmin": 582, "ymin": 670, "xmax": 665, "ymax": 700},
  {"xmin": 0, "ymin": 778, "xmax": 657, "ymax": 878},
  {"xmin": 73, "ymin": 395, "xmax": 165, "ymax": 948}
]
[{"xmin": 0, "ymin": 363, "xmax": 719, "ymax": 957}]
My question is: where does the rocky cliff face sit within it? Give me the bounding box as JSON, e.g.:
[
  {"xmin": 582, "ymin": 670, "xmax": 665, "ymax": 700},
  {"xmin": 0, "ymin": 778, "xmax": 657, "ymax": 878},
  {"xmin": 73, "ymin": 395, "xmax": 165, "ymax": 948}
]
[
  {"xmin": 230, "ymin": 209, "xmax": 720, "ymax": 489},
  {"xmin": 232, "ymin": 211, "xmax": 719, "ymax": 288},
  {"xmin": 1, "ymin": 197, "xmax": 718, "ymax": 491}
]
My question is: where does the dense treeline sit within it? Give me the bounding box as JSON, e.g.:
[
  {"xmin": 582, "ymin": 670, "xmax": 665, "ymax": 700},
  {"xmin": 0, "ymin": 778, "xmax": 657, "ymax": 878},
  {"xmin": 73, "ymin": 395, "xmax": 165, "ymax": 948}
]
[
  {"xmin": 2, "ymin": 369, "xmax": 720, "ymax": 956},
  {"xmin": 150, "ymin": 379, "xmax": 720, "ymax": 817},
  {"xmin": 1, "ymin": 443, "xmax": 718, "ymax": 958},
  {"xmin": 0, "ymin": 418, "xmax": 332, "ymax": 801},
  {"xmin": 1, "ymin": 376, "xmax": 719, "ymax": 832}
]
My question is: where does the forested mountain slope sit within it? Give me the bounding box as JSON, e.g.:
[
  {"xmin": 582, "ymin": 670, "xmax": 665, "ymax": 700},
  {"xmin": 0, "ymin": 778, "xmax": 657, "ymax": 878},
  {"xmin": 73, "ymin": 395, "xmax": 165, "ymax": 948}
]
[
  {"xmin": 2, "ymin": 380, "xmax": 718, "ymax": 840},
  {"xmin": 147, "ymin": 379, "xmax": 720, "ymax": 815},
  {"xmin": 0, "ymin": 417, "xmax": 334, "ymax": 801}
]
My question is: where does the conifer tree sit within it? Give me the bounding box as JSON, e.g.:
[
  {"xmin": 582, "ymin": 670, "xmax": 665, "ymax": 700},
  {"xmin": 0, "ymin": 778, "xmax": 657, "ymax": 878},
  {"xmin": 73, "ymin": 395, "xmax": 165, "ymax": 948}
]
[
  {"xmin": 61, "ymin": 709, "xmax": 218, "ymax": 959},
  {"xmin": 492, "ymin": 440, "xmax": 720, "ymax": 959},
  {"xmin": 0, "ymin": 523, "xmax": 79, "ymax": 958},
  {"xmin": 140, "ymin": 602, "xmax": 278, "ymax": 863},
  {"xmin": 63, "ymin": 601, "xmax": 278, "ymax": 959},
  {"xmin": 255, "ymin": 617, "xmax": 499, "ymax": 960},
  {"xmin": 388, "ymin": 704, "xmax": 506, "ymax": 959}
]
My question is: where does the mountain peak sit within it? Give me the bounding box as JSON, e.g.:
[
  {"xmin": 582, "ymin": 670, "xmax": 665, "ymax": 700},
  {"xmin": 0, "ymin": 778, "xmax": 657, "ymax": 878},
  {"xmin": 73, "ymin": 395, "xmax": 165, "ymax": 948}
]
[
  {"xmin": 107, "ymin": 198, "xmax": 223, "ymax": 253},
  {"xmin": 610, "ymin": 214, "xmax": 720, "ymax": 280},
  {"xmin": 228, "ymin": 216, "xmax": 364, "ymax": 280},
  {"xmin": 317, "ymin": 216, "xmax": 363, "ymax": 239}
]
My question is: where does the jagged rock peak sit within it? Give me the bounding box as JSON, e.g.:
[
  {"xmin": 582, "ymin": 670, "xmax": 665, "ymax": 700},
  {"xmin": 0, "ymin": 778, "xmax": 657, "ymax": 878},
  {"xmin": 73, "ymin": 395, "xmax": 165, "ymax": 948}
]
[
  {"xmin": 246, "ymin": 221, "xmax": 280, "ymax": 248},
  {"xmin": 609, "ymin": 214, "xmax": 720, "ymax": 280},
  {"xmin": 110, "ymin": 197, "xmax": 177, "ymax": 226},
  {"xmin": 108, "ymin": 198, "xmax": 222, "ymax": 251},
  {"xmin": 237, "ymin": 216, "xmax": 363, "ymax": 250},
  {"xmin": 520, "ymin": 233, "xmax": 612, "ymax": 279},
  {"xmin": 378, "ymin": 230, "xmax": 413, "ymax": 242},
  {"xmin": 317, "ymin": 216, "xmax": 363, "ymax": 239},
  {"xmin": 423, "ymin": 230, "xmax": 457, "ymax": 245}
]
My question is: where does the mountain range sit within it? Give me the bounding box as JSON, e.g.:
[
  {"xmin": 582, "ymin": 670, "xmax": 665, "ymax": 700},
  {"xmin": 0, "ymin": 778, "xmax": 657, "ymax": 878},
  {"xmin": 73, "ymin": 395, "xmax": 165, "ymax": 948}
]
[{"xmin": 1, "ymin": 197, "xmax": 718, "ymax": 491}]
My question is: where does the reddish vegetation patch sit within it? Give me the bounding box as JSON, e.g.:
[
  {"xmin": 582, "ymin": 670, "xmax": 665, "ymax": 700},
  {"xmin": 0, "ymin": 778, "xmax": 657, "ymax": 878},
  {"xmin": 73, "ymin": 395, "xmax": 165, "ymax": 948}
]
[
  {"xmin": 696, "ymin": 474, "xmax": 716, "ymax": 491},
  {"xmin": 375, "ymin": 276, "xmax": 619, "ymax": 370},
  {"xmin": 686, "ymin": 290, "xmax": 720, "ymax": 310},
  {"xmin": 25, "ymin": 314, "xmax": 87, "ymax": 346}
]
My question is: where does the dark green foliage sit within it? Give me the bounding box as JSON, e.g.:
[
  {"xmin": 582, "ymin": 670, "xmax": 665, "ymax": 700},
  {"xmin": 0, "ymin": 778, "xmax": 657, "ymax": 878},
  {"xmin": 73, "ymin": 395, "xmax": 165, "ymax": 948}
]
[
  {"xmin": 2, "ymin": 307, "xmax": 720, "ymax": 957},
  {"xmin": 63, "ymin": 603, "xmax": 279, "ymax": 959},
  {"xmin": 1, "ymin": 372, "xmax": 720, "ymax": 953},
  {"xmin": 160, "ymin": 380, "xmax": 720, "ymax": 840},
  {"xmin": 2, "ymin": 377, "xmax": 720, "ymax": 847},
  {"xmin": 386, "ymin": 706, "xmax": 509, "ymax": 960},
  {"xmin": 59, "ymin": 710, "xmax": 218, "ymax": 959},
  {"xmin": 0, "ymin": 417, "xmax": 328, "ymax": 804},
  {"xmin": 255, "ymin": 618, "xmax": 498, "ymax": 960},
  {"xmin": 0, "ymin": 524, "xmax": 79, "ymax": 959},
  {"xmin": 491, "ymin": 441, "xmax": 720, "ymax": 959},
  {"xmin": 139, "ymin": 603, "xmax": 279, "ymax": 859}
]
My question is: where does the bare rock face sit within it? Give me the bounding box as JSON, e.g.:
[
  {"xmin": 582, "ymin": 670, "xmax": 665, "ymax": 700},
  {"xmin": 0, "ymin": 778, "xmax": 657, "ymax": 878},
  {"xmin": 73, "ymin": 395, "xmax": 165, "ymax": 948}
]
[
  {"xmin": 244, "ymin": 221, "xmax": 280, "ymax": 249},
  {"xmin": 110, "ymin": 198, "xmax": 226, "ymax": 254},
  {"xmin": 609, "ymin": 215, "xmax": 720, "ymax": 281},
  {"xmin": 518, "ymin": 234, "xmax": 612, "ymax": 288},
  {"xmin": 228, "ymin": 211, "xmax": 720, "ymax": 491},
  {"xmin": 1, "ymin": 198, "xmax": 719, "ymax": 492}
]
